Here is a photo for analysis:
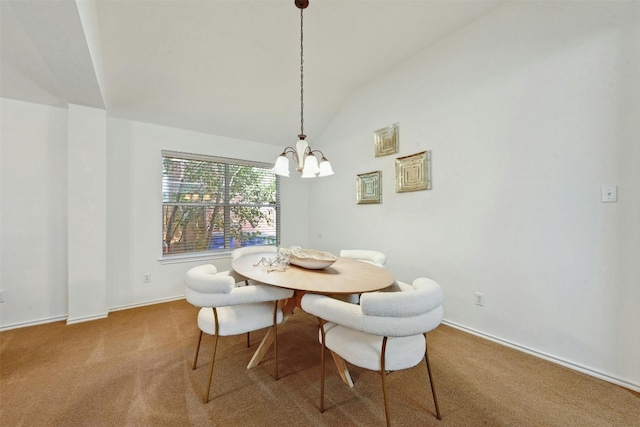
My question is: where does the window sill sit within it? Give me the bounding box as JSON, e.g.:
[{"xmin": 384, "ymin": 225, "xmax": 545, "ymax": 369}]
[{"xmin": 158, "ymin": 251, "xmax": 232, "ymax": 265}]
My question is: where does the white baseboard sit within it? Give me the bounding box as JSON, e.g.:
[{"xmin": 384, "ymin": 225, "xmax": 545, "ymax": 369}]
[
  {"xmin": 66, "ymin": 312, "xmax": 108, "ymax": 325},
  {"xmin": 442, "ymin": 320, "xmax": 640, "ymax": 393},
  {"xmin": 0, "ymin": 296, "xmax": 186, "ymax": 331},
  {"xmin": 0, "ymin": 315, "xmax": 69, "ymax": 332},
  {"xmin": 108, "ymin": 295, "xmax": 185, "ymax": 312}
]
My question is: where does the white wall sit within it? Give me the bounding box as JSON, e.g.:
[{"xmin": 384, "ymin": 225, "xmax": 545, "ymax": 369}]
[
  {"xmin": 67, "ymin": 104, "xmax": 108, "ymax": 323},
  {"xmin": 308, "ymin": 1, "xmax": 639, "ymax": 391},
  {"xmin": 106, "ymin": 118, "xmax": 310, "ymax": 311},
  {"xmin": 0, "ymin": 99, "xmax": 69, "ymax": 327},
  {"xmin": 0, "ymin": 101, "xmax": 310, "ymax": 326}
]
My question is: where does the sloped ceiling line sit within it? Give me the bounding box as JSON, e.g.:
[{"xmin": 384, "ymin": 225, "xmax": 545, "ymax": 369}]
[{"xmin": 1, "ymin": 0, "xmax": 506, "ymax": 144}]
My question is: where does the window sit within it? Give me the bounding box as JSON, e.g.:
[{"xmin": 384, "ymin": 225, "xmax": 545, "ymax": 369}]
[{"xmin": 162, "ymin": 151, "xmax": 279, "ymax": 257}]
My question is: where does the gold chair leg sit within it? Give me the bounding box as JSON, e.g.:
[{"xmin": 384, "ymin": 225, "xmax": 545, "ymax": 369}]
[
  {"xmin": 245, "ymin": 282, "xmax": 251, "ymax": 348},
  {"xmin": 192, "ymin": 330, "xmax": 203, "ymax": 370},
  {"xmin": 424, "ymin": 334, "xmax": 442, "ymax": 420},
  {"xmin": 204, "ymin": 308, "xmax": 220, "ymax": 404},
  {"xmin": 319, "ymin": 318, "xmax": 326, "ymax": 413},
  {"xmin": 204, "ymin": 334, "xmax": 219, "ymax": 403},
  {"xmin": 244, "ymin": 279, "xmax": 251, "ymax": 348},
  {"xmin": 273, "ymin": 301, "xmax": 279, "ymax": 380},
  {"xmin": 380, "ymin": 337, "xmax": 391, "ymax": 427}
]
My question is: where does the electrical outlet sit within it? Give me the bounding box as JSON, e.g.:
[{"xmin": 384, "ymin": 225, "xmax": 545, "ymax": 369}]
[
  {"xmin": 144, "ymin": 273, "xmax": 151, "ymax": 283},
  {"xmin": 0, "ymin": 289, "xmax": 5, "ymax": 303},
  {"xmin": 474, "ymin": 292, "xmax": 484, "ymax": 306}
]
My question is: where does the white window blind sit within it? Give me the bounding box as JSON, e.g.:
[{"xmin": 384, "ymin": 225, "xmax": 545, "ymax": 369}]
[{"xmin": 162, "ymin": 151, "xmax": 280, "ymax": 257}]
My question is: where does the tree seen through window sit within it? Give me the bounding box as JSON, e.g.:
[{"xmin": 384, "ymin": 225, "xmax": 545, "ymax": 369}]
[{"xmin": 162, "ymin": 152, "xmax": 279, "ymax": 256}]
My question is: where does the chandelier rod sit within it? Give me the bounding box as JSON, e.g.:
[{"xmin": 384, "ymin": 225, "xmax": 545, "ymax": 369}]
[{"xmin": 299, "ymin": 7, "xmax": 305, "ymax": 139}]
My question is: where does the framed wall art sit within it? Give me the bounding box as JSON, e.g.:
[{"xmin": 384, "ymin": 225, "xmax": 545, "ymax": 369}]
[
  {"xmin": 356, "ymin": 171, "xmax": 382, "ymax": 204},
  {"xmin": 395, "ymin": 151, "xmax": 431, "ymax": 193},
  {"xmin": 374, "ymin": 123, "xmax": 399, "ymax": 157}
]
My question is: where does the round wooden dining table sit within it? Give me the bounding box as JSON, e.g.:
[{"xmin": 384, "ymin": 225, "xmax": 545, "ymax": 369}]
[
  {"xmin": 231, "ymin": 251, "xmax": 394, "ymax": 387},
  {"xmin": 231, "ymin": 251, "xmax": 394, "ymax": 294}
]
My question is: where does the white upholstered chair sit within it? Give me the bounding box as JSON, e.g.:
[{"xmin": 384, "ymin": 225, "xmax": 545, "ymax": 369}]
[
  {"xmin": 230, "ymin": 245, "xmax": 278, "ymax": 346},
  {"xmin": 231, "ymin": 245, "xmax": 277, "ymax": 283},
  {"xmin": 335, "ymin": 249, "xmax": 387, "ymax": 303},
  {"xmin": 185, "ymin": 264, "xmax": 294, "ymax": 403},
  {"xmin": 339, "ymin": 249, "xmax": 387, "ymax": 268},
  {"xmin": 301, "ymin": 277, "xmax": 443, "ymax": 425}
]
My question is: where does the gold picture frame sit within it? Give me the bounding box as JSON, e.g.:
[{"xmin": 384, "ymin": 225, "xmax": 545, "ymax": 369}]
[
  {"xmin": 374, "ymin": 123, "xmax": 399, "ymax": 157},
  {"xmin": 395, "ymin": 151, "xmax": 431, "ymax": 193},
  {"xmin": 356, "ymin": 171, "xmax": 382, "ymax": 204}
]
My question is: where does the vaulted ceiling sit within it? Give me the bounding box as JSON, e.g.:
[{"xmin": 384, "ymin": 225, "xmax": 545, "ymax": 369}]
[{"xmin": 1, "ymin": 0, "xmax": 505, "ymax": 145}]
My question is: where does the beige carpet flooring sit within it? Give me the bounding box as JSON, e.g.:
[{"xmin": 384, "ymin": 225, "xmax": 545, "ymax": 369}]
[{"xmin": 1, "ymin": 299, "xmax": 638, "ymax": 426}]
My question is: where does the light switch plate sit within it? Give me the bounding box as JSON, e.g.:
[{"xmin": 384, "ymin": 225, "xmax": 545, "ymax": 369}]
[{"xmin": 601, "ymin": 186, "xmax": 618, "ymax": 203}]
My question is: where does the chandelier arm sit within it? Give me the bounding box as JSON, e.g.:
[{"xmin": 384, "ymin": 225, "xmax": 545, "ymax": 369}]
[
  {"xmin": 308, "ymin": 149, "xmax": 329, "ymax": 160},
  {"xmin": 280, "ymin": 146, "xmax": 298, "ymax": 158}
]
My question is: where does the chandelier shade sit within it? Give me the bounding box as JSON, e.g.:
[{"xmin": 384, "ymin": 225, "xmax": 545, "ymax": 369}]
[
  {"xmin": 271, "ymin": 154, "xmax": 290, "ymax": 177},
  {"xmin": 302, "ymin": 155, "xmax": 320, "ymax": 178},
  {"xmin": 318, "ymin": 157, "xmax": 334, "ymax": 177}
]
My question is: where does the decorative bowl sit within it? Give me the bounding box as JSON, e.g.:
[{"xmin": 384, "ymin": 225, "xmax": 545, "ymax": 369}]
[{"xmin": 289, "ymin": 247, "xmax": 338, "ymax": 270}]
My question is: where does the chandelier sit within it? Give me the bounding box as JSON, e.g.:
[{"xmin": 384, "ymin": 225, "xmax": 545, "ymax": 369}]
[{"xmin": 271, "ymin": 0, "xmax": 334, "ymax": 178}]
